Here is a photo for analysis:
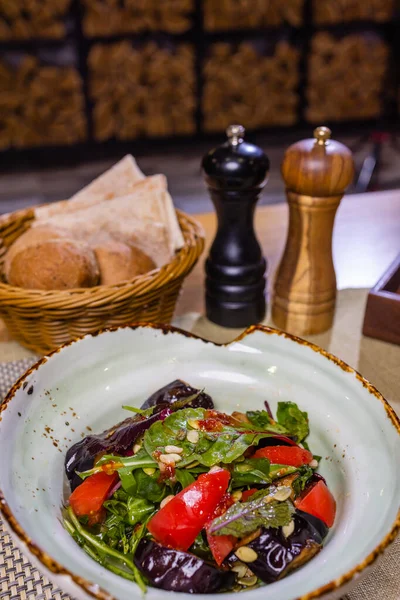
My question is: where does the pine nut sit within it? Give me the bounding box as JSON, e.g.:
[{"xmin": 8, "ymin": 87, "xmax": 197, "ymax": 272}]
[
  {"xmin": 160, "ymin": 494, "xmax": 175, "ymax": 508},
  {"xmin": 235, "ymin": 546, "xmax": 258, "ymax": 563},
  {"xmin": 309, "ymin": 459, "xmax": 319, "ymax": 469},
  {"xmin": 159, "ymin": 453, "xmax": 181, "ymax": 465},
  {"xmin": 209, "ymin": 465, "xmax": 222, "ymax": 473},
  {"xmin": 186, "ymin": 430, "xmax": 199, "ymax": 444},
  {"xmin": 133, "ymin": 444, "xmax": 141, "ymax": 454},
  {"xmin": 238, "ymin": 575, "xmax": 258, "ymax": 587},
  {"xmin": 282, "ymin": 520, "xmax": 295, "ymax": 538},
  {"xmin": 188, "ymin": 419, "xmax": 200, "ymax": 429},
  {"xmin": 273, "ymin": 486, "xmax": 292, "ymax": 502},
  {"xmin": 165, "ymin": 445, "xmax": 183, "ymax": 454},
  {"xmin": 143, "ymin": 467, "xmax": 155, "ymax": 476},
  {"xmin": 231, "ymin": 562, "xmax": 247, "ymax": 578}
]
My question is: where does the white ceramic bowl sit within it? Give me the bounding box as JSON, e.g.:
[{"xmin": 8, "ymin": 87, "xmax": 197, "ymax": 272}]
[{"xmin": 0, "ymin": 324, "xmax": 398, "ymax": 600}]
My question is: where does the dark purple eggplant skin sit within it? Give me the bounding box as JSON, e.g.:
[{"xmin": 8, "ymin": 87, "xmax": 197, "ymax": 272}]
[
  {"xmin": 231, "ymin": 511, "xmax": 328, "ymax": 584},
  {"xmin": 141, "ymin": 379, "xmax": 214, "ymax": 410},
  {"xmin": 134, "ymin": 539, "xmax": 235, "ymax": 594},
  {"xmin": 65, "ymin": 380, "xmax": 214, "ymax": 491}
]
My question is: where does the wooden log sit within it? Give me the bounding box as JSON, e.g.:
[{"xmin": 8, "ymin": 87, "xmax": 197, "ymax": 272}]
[
  {"xmin": 88, "ymin": 41, "xmax": 196, "ymax": 141},
  {"xmin": 81, "ymin": 0, "xmax": 194, "ymax": 37},
  {"xmin": 312, "ymin": 0, "xmax": 394, "ymax": 24},
  {"xmin": 306, "ymin": 33, "xmax": 389, "ymax": 123},
  {"xmin": 202, "ymin": 41, "xmax": 300, "ymax": 132},
  {"xmin": 0, "ymin": 0, "xmax": 71, "ymax": 40},
  {"xmin": 0, "ymin": 54, "xmax": 87, "ymax": 148},
  {"xmin": 203, "ymin": 0, "xmax": 304, "ymax": 31}
]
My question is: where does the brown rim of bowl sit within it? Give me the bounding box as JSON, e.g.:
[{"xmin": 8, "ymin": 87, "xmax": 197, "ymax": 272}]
[{"xmin": 0, "ymin": 322, "xmax": 399, "ymax": 600}]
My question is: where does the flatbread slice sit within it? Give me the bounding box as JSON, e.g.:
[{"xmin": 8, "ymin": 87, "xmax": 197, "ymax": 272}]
[
  {"xmin": 163, "ymin": 191, "xmax": 185, "ymax": 250},
  {"xmin": 34, "ymin": 155, "xmax": 145, "ymax": 220}
]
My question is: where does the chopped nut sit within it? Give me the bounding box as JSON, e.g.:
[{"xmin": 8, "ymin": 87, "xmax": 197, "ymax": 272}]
[
  {"xmin": 309, "ymin": 459, "xmax": 319, "ymax": 469},
  {"xmin": 282, "ymin": 519, "xmax": 295, "ymax": 538},
  {"xmin": 232, "ymin": 490, "xmax": 242, "ymax": 502},
  {"xmin": 160, "ymin": 453, "xmax": 182, "ymax": 465},
  {"xmin": 188, "ymin": 419, "xmax": 200, "ymax": 429},
  {"xmin": 165, "ymin": 445, "xmax": 183, "ymax": 454},
  {"xmin": 160, "ymin": 494, "xmax": 175, "ymax": 508},
  {"xmin": 237, "ymin": 575, "xmax": 258, "ymax": 587},
  {"xmin": 133, "ymin": 444, "xmax": 141, "ymax": 454},
  {"xmin": 143, "ymin": 467, "xmax": 155, "ymax": 476},
  {"xmin": 209, "ymin": 465, "xmax": 222, "ymax": 473},
  {"xmin": 273, "ymin": 486, "xmax": 292, "ymax": 502},
  {"xmin": 231, "ymin": 562, "xmax": 247, "ymax": 578},
  {"xmin": 186, "ymin": 429, "xmax": 199, "ymax": 444},
  {"xmin": 235, "ymin": 546, "xmax": 258, "ymax": 563}
]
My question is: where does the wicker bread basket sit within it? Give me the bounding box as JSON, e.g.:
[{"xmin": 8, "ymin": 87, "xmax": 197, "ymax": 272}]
[{"xmin": 0, "ymin": 206, "xmax": 204, "ymax": 354}]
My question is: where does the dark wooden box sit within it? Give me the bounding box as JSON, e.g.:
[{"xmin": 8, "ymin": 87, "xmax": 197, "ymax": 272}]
[{"xmin": 362, "ymin": 254, "xmax": 400, "ymax": 346}]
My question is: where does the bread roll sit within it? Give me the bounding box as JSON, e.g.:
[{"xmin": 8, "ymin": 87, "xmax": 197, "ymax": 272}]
[
  {"xmin": 3, "ymin": 224, "xmax": 71, "ymax": 281},
  {"xmin": 7, "ymin": 239, "xmax": 100, "ymax": 290},
  {"xmin": 94, "ymin": 240, "xmax": 156, "ymax": 285}
]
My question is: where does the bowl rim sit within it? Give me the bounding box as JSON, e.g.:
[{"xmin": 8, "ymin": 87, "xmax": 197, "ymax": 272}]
[{"xmin": 0, "ymin": 322, "xmax": 399, "ymax": 600}]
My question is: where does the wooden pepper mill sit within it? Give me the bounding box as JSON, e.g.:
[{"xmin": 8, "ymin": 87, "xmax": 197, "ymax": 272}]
[
  {"xmin": 272, "ymin": 126, "xmax": 354, "ymax": 335},
  {"xmin": 202, "ymin": 124, "xmax": 270, "ymax": 328}
]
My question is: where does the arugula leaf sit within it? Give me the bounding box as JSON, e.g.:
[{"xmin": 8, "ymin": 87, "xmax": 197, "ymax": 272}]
[
  {"xmin": 269, "ymin": 464, "xmax": 298, "ymax": 480},
  {"xmin": 276, "ymin": 401, "xmax": 309, "ymax": 442},
  {"xmin": 246, "ymin": 410, "xmax": 289, "ymax": 435},
  {"xmin": 231, "ymin": 458, "xmax": 271, "ymax": 488},
  {"xmin": 122, "ymin": 405, "xmax": 155, "ymax": 417},
  {"xmin": 126, "ymin": 497, "xmax": 154, "ymax": 526},
  {"xmin": 208, "ymin": 487, "xmax": 294, "ymax": 537},
  {"xmin": 292, "ymin": 466, "xmax": 314, "ymax": 497},
  {"xmin": 144, "ymin": 407, "xmax": 204, "ymax": 462}
]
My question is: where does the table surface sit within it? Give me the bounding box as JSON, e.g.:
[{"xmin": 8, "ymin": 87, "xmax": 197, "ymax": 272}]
[{"xmin": 176, "ymin": 189, "xmax": 400, "ymax": 316}]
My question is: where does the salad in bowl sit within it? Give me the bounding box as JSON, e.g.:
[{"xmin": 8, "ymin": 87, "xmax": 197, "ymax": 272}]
[{"xmin": 64, "ymin": 380, "xmax": 336, "ymax": 594}]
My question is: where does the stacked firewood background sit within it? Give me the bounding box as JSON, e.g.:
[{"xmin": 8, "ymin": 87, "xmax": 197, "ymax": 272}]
[
  {"xmin": 81, "ymin": 0, "xmax": 194, "ymax": 37},
  {"xmin": 0, "ymin": 0, "xmax": 71, "ymax": 41},
  {"xmin": 312, "ymin": 0, "xmax": 395, "ymax": 24},
  {"xmin": 203, "ymin": 0, "xmax": 304, "ymax": 30},
  {"xmin": 0, "ymin": 1, "xmax": 398, "ymax": 153},
  {"xmin": 88, "ymin": 41, "xmax": 196, "ymax": 140},
  {"xmin": 306, "ymin": 33, "xmax": 389, "ymax": 123},
  {"xmin": 203, "ymin": 41, "xmax": 300, "ymax": 131},
  {"xmin": 0, "ymin": 53, "xmax": 86, "ymax": 149}
]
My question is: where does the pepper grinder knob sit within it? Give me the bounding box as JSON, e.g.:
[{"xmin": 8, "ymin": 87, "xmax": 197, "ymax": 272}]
[
  {"xmin": 272, "ymin": 126, "xmax": 354, "ymax": 335},
  {"xmin": 202, "ymin": 124, "xmax": 270, "ymax": 328}
]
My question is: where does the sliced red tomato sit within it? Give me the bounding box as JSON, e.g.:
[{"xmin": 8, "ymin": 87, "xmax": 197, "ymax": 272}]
[
  {"xmin": 253, "ymin": 445, "xmax": 313, "ymax": 467},
  {"xmin": 241, "ymin": 488, "xmax": 258, "ymax": 502},
  {"xmin": 69, "ymin": 471, "xmax": 119, "ymax": 518},
  {"xmin": 295, "ymin": 480, "xmax": 336, "ymax": 527},
  {"xmin": 207, "ymin": 531, "xmax": 236, "ymax": 566},
  {"xmin": 205, "ymin": 492, "xmax": 236, "ymax": 565},
  {"xmin": 148, "ymin": 468, "xmax": 230, "ymax": 551}
]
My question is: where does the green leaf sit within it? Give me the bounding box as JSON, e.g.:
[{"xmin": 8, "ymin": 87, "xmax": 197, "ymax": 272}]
[
  {"xmin": 246, "ymin": 411, "xmax": 289, "ymax": 435},
  {"xmin": 126, "ymin": 497, "xmax": 154, "ymax": 526},
  {"xmin": 231, "ymin": 458, "xmax": 271, "ymax": 488},
  {"xmin": 208, "ymin": 487, "xmax": 294, "ymax": 537},
  {"xmin": 292, "ymin": 466, "xmax": 314, "ymax": 497},
  {"xmin": 80, "ymin": 449, "xmax": 157, "ymax": 479},
  {"xmin": 122, "ymin": 405, "xmax": 155, "ymax": 418},
  {"xmin": 118, "ymin": 467, "xmax": 166, "ymax": 503},
  {"xmin": 276, "ymin": 401, "xmax": 309, "ymax": 442},
  {"xmin": 189, "ymin": 533, "xmax": 213, "ymax": 562},
  {"xmin": 269, "ymin": 464, "xmax": 298, "ymax": 480},
  {"xmin": 144, "ymin": 407, "xmax": 277, "ymax": 468},
  {"xmin": 175, "ymin": 469, "xmax": 195, "ymax": 490}
]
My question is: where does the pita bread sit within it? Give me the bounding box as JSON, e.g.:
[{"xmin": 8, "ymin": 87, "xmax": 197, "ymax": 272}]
[
  {"xmin": 34, "ymin": 155, "xmax": 145, "ymax": 220},
  {"xmin": 33, "ymin": 189, "xmax": 172, "ymax": 267},
  {"xmin": 163, "ymin": 191, "xmax": 184, "ymax": 250}
]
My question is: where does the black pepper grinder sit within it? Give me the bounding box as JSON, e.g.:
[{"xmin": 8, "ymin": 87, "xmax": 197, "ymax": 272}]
[{"xmin": 202, "ymin": 124, "xmax": 270, "ymax": 328}]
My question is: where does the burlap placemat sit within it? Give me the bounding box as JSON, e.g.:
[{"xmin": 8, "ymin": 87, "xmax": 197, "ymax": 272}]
[{"xmin": 0, "ymin": 288, "xmax": 399, "ymax": 599}]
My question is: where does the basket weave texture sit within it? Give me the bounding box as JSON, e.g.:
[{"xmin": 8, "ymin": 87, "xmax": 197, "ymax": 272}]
[{"xmin": 0, "ymin": 207, "xmax": 204, "ymax": 354}]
